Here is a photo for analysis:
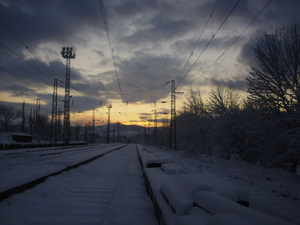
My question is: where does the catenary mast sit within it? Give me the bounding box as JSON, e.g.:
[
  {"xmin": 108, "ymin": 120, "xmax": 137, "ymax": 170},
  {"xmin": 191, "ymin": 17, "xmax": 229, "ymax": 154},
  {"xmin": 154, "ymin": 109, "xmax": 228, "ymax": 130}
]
[{"xmin": 61, "ymin": 47, "xmax": 76, "ymax": 145}]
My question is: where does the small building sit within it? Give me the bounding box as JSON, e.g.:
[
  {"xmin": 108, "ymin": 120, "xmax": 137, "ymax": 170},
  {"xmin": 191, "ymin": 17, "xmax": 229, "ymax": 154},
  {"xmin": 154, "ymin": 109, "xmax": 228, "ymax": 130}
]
[{"xmin": 12, "ymin": 133, "xmax": 33, "ymax": 143}]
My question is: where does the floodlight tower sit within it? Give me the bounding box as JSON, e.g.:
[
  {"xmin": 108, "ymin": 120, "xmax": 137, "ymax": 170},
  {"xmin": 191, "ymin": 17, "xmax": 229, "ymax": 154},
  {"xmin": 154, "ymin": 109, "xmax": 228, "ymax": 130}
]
[{"xmin": 61, "ymin": 46, "xmax": 76, "ymax": 145}]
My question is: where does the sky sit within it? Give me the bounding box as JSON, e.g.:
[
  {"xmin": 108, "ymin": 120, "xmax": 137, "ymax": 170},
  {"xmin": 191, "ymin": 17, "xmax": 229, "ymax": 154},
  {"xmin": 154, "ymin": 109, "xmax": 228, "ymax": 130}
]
[{"xmin": 0, "ymin": 0, "xmax": 300, "ymax": 127}]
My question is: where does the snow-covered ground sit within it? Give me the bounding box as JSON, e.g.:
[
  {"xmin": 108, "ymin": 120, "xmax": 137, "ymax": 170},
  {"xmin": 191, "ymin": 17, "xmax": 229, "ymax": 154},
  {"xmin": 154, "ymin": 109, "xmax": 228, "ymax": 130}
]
[
  {"xmin": 0, "ymin": 143, "xmax": 299, "ymax": 225},
  {"xmin": 0, "ymin": 144, "xmax": 125, "ymax": 193},
  {"xmin": 148, "ymin": 146, "xmax": 300, "ymax": 224},
  {"xmin": 0, "ymin": 145, "xmax": 158, "ymax": 225}
]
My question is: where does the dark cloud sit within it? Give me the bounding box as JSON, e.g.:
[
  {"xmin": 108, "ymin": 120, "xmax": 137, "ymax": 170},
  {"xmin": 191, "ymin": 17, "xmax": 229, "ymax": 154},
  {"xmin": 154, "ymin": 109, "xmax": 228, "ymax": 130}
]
[
  {"xmin": 0, "ymin": 0, "xmax": 102, "ymax": 50},
  {"xmin": 238, "ymin": 42, "xmax": 256, "ymax": 67},
  {"xmin": 121, "ymin": 16, "xmax": 195, "ymax": 46},
  {"xmin": 209, "ymin": 77, "xmax": 248, "ymax": 92},
  {"xmin": 94, "ymin": 50, "xmax": 105, "ymax": 57}
]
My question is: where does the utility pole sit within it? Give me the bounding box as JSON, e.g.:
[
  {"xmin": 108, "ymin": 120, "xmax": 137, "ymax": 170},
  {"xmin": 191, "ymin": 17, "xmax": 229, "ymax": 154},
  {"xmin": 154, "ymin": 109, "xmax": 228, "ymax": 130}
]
[
  {"xmin": 165, "ymin": 80, "xmax": 183, "ymax": 150},
  {"xmin": 61, "ymin": 46, "xmax": 76, "ymax": 145},
  {"xmin": 50, "ymin": 78, "xmax": 58, "ymax": 146},
  {"xmin": 92, "ymin": 109, "xmax": 95, "ymax": 144},
  {"xmin": 170, "ymin": 80, "xmax": 176, "ymax": 149},
  {"xmin": 35, "ymin": 98, "xmax": 40, "ymax": 134},
  {"xmin": 21, "ymin": 100, "xmax": 25, "ymax": 132},
  {"xmin": 106, "ymin": 104, "xmax": 112, "ymax": 144},
  {"xmin": 117, "ymin": 121, "xmax": 120, "ymax": 143}
]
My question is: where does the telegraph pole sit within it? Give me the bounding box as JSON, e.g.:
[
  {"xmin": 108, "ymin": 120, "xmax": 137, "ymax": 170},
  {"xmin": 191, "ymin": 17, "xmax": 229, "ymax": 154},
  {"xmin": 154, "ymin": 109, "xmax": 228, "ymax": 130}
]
[
  {"xmin": 50, "ymin": 78, "xmax": 58, "ymax": 146},
  {"xmin": 61, "ymin": 47, "xmax": 76, "ymax": 145},
  {"xmin": 106, "ymin": 104, "xmax": 112, "ymax": 144}
]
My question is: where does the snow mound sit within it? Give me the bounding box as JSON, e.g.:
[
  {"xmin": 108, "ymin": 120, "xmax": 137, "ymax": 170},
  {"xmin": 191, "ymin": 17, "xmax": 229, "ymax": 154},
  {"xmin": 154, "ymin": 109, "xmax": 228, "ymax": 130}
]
[
  {"xmin": 161, "ymin": 163, "xmax": 186, "ymax": 174},
  {"xmin": 206, "ymin": 213, "xmax": 251, "ymax": 225},
  {"xmin": 194, "ymin": 191, "xmax": 294, "ymax": 225}
]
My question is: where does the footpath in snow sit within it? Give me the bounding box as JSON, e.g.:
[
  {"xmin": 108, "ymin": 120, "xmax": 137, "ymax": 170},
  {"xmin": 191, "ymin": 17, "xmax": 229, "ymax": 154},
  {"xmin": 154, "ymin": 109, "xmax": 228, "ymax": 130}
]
[{"xmin": 0, "ymin": 144, "xmax": 158, "ymax": 225}]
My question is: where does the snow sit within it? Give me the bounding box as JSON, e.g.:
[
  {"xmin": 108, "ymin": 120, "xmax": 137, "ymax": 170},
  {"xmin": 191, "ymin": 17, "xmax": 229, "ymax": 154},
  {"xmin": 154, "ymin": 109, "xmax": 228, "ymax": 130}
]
[
  {"xmin": 161, "ymin": 163, "xmax": 187, "ymax": 175},
  {"xmin": 160, "ymin": 172, "xmax": 250, "ymax": 219},
  {"xmin": 147, "ymin": 154, "xmax": 172, "ymax": 167},
  {"xmin": 0, "ymin": 142, "xmax": 299, "ymax": 225},
  {"xmin": 0, "ymin": 145, "xmax": 158, "ymax": 225},
  {"xmin": 193, "ymin": 191, "xmax": 294, "ymax": 225},
  {"xmin": 156, "ymin": 148, "xmax": 300, "ymax": 224},
  {"xmin": 205, "ymin": 213, "xmax": 252, "ymax": 225},
  {"xmin": 161, "ymin": 174, "xmax": 213, "ymax": 215},
  {"xmin": 0, "ymin": 144, "xmax": 125, "ymax": 193}
]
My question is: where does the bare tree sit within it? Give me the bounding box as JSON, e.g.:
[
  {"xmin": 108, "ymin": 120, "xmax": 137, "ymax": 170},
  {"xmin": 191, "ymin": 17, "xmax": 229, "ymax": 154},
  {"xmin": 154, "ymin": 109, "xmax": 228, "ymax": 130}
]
[
  {"xmin": 0, "ymin": 103, "xmax": 22, "ymax": 132},
  {"xmin": 246, "ymin": 24, "xmax": 300, "ymax": 171},
  {"xmin": 247, "ymin": 23, "xmax": 300, "ymax": 112},
  {"xmin": 177, "ymin": 88, "xmax": 214, "ymax": 154},
  {"xmin": 208, "ymin": 83, "xmax": 241, "ymax": 116}
]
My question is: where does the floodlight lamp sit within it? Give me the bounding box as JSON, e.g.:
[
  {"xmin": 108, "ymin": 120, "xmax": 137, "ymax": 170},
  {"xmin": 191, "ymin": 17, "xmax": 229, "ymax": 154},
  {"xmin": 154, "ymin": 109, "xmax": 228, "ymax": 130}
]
[{"xmin": 61, "ymin": 46, "xmax": 76, "ymax": 59}]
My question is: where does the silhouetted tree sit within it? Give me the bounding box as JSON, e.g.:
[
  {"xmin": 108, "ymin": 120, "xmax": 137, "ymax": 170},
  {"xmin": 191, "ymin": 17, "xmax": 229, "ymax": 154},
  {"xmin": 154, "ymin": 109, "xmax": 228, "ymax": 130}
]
[
  {"xmin": 247, "ymin": 23, "xmax": 300, "ymax": 112},
  {"xmin": 0, "ymin": 103, "xmax": 22, "ymax": 132}
]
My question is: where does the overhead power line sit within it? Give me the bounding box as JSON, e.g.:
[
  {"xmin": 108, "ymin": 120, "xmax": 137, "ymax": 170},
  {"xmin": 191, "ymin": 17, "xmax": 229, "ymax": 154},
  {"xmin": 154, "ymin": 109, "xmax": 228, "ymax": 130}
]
[
  {"xmin": 0, "ymin": 20, "xmax": 62, "ymax": 81},
  {"xmin": 0, "ymin": 41, "xmax": 53, "ymax": 82},
  {"xmin": 191, "ymin": 0, "xmax": 273, "ymax": 87},
  {"xmin": 98, "ymin": 0, "xmax": 129, "ymax": 121},
  {"xmin": 0, "ymin": 66, "xmax": 32, "ymax": 86},
  {"xmin": 175, "ymin": 0, "xmax": 219, "ymax": 88},
  {"xmin": 176, "ymin": 0, "xmax": 241, "ymax": 89},
  {"xmin": 0, "ymin": 73, "xmax": 28, "ymax": 96}
]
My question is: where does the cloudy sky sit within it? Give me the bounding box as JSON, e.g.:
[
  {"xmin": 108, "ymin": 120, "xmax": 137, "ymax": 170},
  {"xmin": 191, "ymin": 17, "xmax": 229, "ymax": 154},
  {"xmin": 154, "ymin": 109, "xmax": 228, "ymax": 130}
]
[{"xmin": 0, "ymin": 0, "xmax": 299, "ymax": 126}]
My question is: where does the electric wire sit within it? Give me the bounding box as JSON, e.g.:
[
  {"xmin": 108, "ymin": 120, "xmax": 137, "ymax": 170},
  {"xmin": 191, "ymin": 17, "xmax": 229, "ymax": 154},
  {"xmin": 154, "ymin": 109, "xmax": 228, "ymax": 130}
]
[
  {"xmin": 0, "ymin": 73, "xmax": 28, "ymax": 96},
  {"xmin": 176, "ymin": 0, "xmax": 241, "ymax": 89},
  {"xmin": 98, "ymin": 0, "xmax": 129, "ymax": 122},
  {"xmin": 175, "ymin": 0, "xmax": 219, "ymax": 88},
  {"xmin": 0, "ymin": 41, "xmax": 53, "ymax": 82},
  {"xmin": 0, "ymin": 66, "xmax": 32, "ymax": 86},
  {"xmin": 0, "ymin": 23, "xmax": 96, "ymax": 124},
  {"xmin": 0, "ymin": 20, "xmax": 63, "ymax": 81},
  {"xmin": 191, "ymin": 0, "xmax": 273, "ymax": 87}
]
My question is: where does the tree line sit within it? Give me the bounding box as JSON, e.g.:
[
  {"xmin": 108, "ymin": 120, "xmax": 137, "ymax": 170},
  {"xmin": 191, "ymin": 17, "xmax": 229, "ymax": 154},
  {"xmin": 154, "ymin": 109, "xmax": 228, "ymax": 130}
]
[{"xmin": 172, "ymin": 24, "xmax": 299, "ymax": 172}]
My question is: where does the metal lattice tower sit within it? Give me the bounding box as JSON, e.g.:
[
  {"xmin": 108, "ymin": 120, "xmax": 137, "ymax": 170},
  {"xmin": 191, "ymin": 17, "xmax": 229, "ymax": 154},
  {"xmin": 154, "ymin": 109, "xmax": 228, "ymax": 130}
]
[
  {"xmin": 106, "ymin": 104, "xmax": 112, "ymax": 144},
  {"xmin": 61, "ymin": 47, "xmax": 76, "ymax": 145},
  {"xmin": 92, "ymin": 109, "xmax": 95, "ymax": 144},
  {"xmin": 170, "ymin": 80, "xmax": 176, "ymax": 149},
  {"xmin": 153, "ymin": 109, "xmax": 158, "ymax": 144},
  {"xmin": 50, "ymin": 78, "xmax": 58, "ymax": 146}
]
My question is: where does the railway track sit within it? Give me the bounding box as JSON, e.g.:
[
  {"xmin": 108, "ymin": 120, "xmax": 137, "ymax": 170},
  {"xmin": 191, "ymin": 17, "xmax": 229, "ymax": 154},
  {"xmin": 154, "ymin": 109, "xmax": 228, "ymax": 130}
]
[
  {"xmin": 0, "ymin": 144, "xmax": 157, "ymax": 225},
  {"xmin": 0, "ymin": 144, "xmax": 126, "ymax": 201}
]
